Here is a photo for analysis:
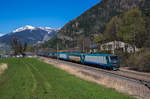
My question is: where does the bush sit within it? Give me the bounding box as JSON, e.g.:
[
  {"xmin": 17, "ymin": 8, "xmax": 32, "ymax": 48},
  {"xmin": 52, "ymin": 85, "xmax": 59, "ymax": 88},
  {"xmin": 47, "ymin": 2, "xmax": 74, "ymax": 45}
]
[
  {"xmin": 127, "ymin": 50, "xmax": 150, "ymax": 72},
  {"xmin": 96, "ymin": 50, "xmax": 112, "ymax": 54},
  {"xmin": 115, "ymin": 50, "xmax": 130, "ymax": 67}
]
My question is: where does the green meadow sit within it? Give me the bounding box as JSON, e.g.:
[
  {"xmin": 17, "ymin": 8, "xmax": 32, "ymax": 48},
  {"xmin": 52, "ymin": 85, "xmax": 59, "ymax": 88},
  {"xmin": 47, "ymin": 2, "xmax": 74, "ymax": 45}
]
[{"xmin": 0, "ymin": 58, "xmax": 134, "ymax": 99}]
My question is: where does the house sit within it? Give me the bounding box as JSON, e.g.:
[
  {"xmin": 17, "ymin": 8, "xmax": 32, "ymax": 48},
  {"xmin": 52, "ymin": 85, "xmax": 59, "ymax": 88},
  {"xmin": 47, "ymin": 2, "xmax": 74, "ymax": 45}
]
[
  {"xmin": 100, "ymin": 41, "xmax": 139, "ymax": 54},
  {"xmin": 90, "ymin": 41, "xmax": 139, "ymax": 54}
]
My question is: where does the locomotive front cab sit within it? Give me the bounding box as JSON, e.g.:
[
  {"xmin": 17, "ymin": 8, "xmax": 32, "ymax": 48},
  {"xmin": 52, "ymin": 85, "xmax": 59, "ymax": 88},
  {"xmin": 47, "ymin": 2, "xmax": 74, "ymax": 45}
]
[{"xmin": 109, "ymin": 55, "xmax": 120, "ymax": 70}]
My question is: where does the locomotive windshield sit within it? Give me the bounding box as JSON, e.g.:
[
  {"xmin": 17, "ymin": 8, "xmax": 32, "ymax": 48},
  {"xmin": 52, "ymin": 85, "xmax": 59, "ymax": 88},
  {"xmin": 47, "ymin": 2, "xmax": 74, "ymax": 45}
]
[{"xmin": 110, "ymin": 56, "xmax": 118, "ymax": 61}]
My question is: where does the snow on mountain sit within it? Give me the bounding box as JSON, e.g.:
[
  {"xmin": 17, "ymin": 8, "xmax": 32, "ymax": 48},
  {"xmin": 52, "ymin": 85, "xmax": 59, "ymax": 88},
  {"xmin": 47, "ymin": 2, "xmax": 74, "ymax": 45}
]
[
  {"xmin": 12, "ymin": 25, "xmax": 35, "ymax": 33},
  {"xmin": 12, "ymin": 25, "xmax": 60, "ymax": 34},
  {"xmin": 0, "ymin": 33, "xmax": 4, "ymax": 37},
  {"xmin": 37, "ymin": 27, "xmax": 60, "ymax": 34}
]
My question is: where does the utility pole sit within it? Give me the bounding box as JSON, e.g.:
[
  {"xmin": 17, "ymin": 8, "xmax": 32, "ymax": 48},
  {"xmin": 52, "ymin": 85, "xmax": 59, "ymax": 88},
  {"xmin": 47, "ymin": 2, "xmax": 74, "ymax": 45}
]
[
  {"xmin": 83, "ymin": 40, "xmax": 85, "ymax": 53},
  {"xmin": 57, "ymin": 42, "xmax": 59, "ymax": 60},
  {"xmin": 56, "ymin": 35, "xmax": 59, "ymax": 61}
]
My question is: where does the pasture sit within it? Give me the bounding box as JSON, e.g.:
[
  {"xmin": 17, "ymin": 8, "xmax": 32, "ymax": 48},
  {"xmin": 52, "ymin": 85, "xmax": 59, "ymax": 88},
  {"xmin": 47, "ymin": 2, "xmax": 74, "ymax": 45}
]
[{"xmin": 0, "ymin": 58, "xmax": 134, "ymax": 99}]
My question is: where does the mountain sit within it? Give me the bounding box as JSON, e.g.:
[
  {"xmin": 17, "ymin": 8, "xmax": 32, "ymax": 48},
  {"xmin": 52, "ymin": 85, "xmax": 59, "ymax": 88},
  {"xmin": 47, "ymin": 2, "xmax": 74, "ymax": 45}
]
[
  {"xmin": 0, "ymin": 25, "xmax": 60, "ymax": 48},
  {"xmin": 44, "ymin": 0, "xmax": 150, "ymax": 49}
]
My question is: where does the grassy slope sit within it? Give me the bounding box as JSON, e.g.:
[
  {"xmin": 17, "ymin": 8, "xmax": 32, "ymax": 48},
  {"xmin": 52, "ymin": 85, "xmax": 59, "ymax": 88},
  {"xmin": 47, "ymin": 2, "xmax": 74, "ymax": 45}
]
[{"xmin": 0, "ymin": 58, "xmax": 134, "ymax": 99}]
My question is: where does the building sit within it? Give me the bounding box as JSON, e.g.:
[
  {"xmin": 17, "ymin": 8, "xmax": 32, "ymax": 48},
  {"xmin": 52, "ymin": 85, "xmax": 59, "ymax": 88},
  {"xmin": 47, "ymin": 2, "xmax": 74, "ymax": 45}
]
[
  {"xmin": 90, "ymin": 41, "xmax": 139, "ymax": 54},
  {"xmin": 100, "ymin": 41, "xmax": 139, "ymax": 54}
]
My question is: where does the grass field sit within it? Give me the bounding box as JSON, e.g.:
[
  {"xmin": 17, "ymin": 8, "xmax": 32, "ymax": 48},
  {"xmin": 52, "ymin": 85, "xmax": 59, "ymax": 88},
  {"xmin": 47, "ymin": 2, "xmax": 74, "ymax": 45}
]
[{"xmin": 0, "ymin": 58, "xmax": 135, "ymax": 99}]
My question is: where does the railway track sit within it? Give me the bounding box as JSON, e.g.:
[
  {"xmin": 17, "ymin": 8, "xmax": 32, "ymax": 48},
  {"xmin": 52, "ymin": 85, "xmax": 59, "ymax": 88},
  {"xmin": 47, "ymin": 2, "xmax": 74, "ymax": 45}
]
[
  {"xmin": 120, "ymin": 69, "xmax": 150, "ymax": 80},
  {"xmin": 117, "ymin": 70, "xmax": 150, "ymax": 89},
  {"xmin": 39, "ymin": 56, "xmax": 150, "ymax": 90}
]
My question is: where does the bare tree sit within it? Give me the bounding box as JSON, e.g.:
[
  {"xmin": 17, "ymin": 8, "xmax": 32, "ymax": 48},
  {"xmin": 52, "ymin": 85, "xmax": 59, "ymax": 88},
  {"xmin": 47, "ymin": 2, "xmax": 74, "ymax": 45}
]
[
  {"xmin": 11, "ymin": 38, "xmax": 27, "ymax": 57},
  {"xmin": 77, "ymin": 35, "xmax": 90, "ymax": 53}
]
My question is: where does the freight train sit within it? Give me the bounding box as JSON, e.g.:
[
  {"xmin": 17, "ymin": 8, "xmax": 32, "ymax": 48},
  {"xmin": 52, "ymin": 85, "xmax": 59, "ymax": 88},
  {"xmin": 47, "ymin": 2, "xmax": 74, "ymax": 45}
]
[{"xmin": 37, "ymin": 51, "xmax": 120, "ymax": 71}]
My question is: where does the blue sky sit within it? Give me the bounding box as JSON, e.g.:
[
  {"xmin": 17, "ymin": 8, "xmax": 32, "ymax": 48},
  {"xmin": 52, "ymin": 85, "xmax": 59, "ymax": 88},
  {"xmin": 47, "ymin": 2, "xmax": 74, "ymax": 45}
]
[{"xmin": 0, "ymin": 0, "xmax": 101, "ymax": 34}]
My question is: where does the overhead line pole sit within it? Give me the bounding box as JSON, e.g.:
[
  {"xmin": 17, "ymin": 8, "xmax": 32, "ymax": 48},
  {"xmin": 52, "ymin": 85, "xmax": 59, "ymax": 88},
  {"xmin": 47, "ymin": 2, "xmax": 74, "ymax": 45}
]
[{"xmin": 57, "ymin": 40, "xmax": 59, "ymax": 61}]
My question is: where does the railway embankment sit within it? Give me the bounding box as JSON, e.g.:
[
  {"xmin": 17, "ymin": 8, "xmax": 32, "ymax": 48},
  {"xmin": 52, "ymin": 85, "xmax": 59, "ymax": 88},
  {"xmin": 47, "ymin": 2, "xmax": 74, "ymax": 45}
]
[{"xmin": 38, "ymin": 56, "xmax": 150, "ymax": 99}]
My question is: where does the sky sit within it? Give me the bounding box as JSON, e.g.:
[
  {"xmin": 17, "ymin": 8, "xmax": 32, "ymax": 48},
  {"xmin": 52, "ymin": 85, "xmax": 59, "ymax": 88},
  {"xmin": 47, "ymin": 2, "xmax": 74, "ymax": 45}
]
[{"xmin": 0, "ymin": 0, "xmax": 101, "ymax": 34}]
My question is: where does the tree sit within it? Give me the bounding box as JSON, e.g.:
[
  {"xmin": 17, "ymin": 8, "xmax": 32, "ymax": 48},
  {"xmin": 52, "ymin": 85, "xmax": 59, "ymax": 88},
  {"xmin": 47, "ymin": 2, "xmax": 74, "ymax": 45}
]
[
  {"xmin": 104, "ymin": 16, "xmax": 121, "ymax": 53},
  {"xmin": 93, "ymin": 34, "xmax": 105, "ymax": 51},
  {"xmin": 26, "ymin": 45, "xmax": 35, "ymax": 52},
  {"xmin": 11, "ymin": 38, "xmax": 27, "ymax": 57},
  {"xmin": 104, "ymin": 16, "xmax": 121, "ymax": 41},
  {"xmin": 118, "ymin": 8, "xmax": 145, "ymax": 52},
  {"xmin": 77, "ymin": 35, "xmax": 90, "ymax": 53},
  {"xmin": 11, "ymin": 38, "xmax": 20, "ymax": 55},
  {"xmin": 143, "ymin": 17, "xmax": 150, "ymax": 48},
  {"xmin": 20, "ymin": 42, "xmax": 27, "ymax": 57}
]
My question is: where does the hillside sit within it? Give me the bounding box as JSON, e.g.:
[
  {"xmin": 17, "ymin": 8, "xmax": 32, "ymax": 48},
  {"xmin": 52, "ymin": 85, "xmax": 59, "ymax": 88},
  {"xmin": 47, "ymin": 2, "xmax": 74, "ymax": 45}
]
[{"xmin": 43, "ymin": 0, "xmax": 150, "ymax": 50}]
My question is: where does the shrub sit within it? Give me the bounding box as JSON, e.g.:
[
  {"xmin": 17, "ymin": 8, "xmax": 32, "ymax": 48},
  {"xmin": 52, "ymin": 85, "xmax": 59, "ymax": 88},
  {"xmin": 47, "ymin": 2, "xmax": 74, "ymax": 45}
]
[
  {"xmin": 96, "ymin": 50, "xmax": 112, "ymax": 54},
  {"xmin": 115, "ymin": 50, "xmax": 130, "ymax": 67},
  {"xmin": 127, "ymin": 50, "xmax": 150, "ymax": 72}
]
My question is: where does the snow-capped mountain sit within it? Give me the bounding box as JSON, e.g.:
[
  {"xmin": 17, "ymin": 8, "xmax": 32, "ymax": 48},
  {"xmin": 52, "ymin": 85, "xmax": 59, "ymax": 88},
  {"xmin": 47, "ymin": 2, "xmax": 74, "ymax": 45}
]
[
  {"xmin": 12, "ymin": 25, "xmax": 59, "ymax": 34},
  {"xmin": 0, "ymin": 25, "xmax": 60, "ymax": 47},
  {"xmin": 0, "ymin": 33, "xmax": 4, "ymax": 37}
]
